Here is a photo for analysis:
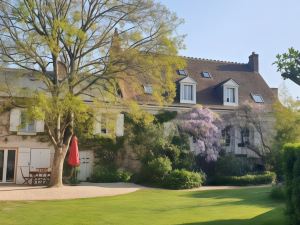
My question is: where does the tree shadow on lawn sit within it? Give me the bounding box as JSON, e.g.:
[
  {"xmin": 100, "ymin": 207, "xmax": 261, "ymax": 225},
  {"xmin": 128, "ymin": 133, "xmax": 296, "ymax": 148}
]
[
  {"xmin": 181, "ymin": 187, "xmax": 279, "ymax": 208},
  {"xmin": 176, "ymin": 208, "xmax": 287, "ymax": 225}
]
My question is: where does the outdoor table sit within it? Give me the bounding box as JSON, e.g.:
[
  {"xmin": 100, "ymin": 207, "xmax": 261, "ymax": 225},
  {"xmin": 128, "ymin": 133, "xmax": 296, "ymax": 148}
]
[{"xmin": 29, "ymin": 170, "xmax": 51, "ymax": 185}]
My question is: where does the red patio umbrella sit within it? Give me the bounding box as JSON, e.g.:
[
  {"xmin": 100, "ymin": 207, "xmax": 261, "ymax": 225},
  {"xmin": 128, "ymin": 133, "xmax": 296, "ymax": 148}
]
[{"xmin": 68, "ymin": 136, "xmax": 80, "ymax": 167}]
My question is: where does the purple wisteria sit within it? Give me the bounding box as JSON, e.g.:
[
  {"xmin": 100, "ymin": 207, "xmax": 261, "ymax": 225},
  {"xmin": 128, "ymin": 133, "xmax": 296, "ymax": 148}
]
[{"xmin": 177, "ymin": 106, "xmax": 223, "ymax": 161}]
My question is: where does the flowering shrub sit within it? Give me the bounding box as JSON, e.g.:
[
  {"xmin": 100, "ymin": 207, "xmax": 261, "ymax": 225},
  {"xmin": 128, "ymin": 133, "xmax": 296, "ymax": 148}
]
[{"xmin": 177, "ymin": 106, "xmax": 223, "ymax": 161}]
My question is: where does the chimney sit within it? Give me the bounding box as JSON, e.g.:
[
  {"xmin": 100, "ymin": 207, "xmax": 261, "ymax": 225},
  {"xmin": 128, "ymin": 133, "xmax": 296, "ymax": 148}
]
[{"xmin": 248, "ymin": 52, "xmax": 259, "ymax": 73}]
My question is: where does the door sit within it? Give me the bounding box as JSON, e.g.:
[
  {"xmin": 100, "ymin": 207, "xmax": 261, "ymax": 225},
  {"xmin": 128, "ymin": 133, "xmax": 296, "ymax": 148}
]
[
  {"xmin": 78, "ymin": 151, "xmax": 94, "ymax": 181},
  {"xmin": 30, "ymin": 149, "xmax": 51, "ymax": 170},
  {"xmin": 0, "ymin": 149, "xmax": 17, "ymax": 183}
]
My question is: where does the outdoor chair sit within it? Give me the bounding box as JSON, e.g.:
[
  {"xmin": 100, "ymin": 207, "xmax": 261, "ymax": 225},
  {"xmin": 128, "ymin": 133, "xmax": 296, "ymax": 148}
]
[
  {"xmin": 36, "ymin": 168, "xmax": 51, "ymax": 185},
  {"xmin": 20, "ymin": 167, "xmax": 32, "ymax": 185}
]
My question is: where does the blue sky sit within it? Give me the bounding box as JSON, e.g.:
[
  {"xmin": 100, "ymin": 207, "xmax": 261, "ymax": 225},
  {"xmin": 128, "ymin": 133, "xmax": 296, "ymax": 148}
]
[{"xmin": 159, "ymin": 0, "xmax": 300, "ymax": 99}]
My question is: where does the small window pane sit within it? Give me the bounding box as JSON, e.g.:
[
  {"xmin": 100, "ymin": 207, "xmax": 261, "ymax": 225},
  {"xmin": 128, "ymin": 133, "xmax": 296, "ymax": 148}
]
[
  {"xmin": 241, "ymin": 128, "xmax": 250, "ymax": 145},
  {"xmin": 201, "ymin": 72, "xmax": 212, "ymax": 78},
  {"xmin": 177, "ymin": 70, "xmax": 187, "ymax": 76},
  {"xmin": 251, "ymin": 93, "xmax": 264, "ymax": 103},
  {"xmin": 101, "ymin": 117, "xmax": 108, "ymax": 134},
  {"xmin": 183, "ymin": 85, "xmax": 193, "ymax": 101},
  {"xmin": 222, "ymin": 126, "xmax": 231, "ymax": 146},
  {"xmin": 20, "ymin": 111, "xmax": 35, "ymax": 133},
  {"xmin": 227, "ymin": 88, "xmax": 235, "ymax": 103},
  {"xmin": 144, "ymin": 85, "xmax": 153, "ymax": 94}
]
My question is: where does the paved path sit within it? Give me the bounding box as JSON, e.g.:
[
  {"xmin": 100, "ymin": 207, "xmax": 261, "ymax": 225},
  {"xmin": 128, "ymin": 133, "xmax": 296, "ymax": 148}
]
[{"xmin": 0, "ymin": 183, "xmax": 270, "ymax": 201}]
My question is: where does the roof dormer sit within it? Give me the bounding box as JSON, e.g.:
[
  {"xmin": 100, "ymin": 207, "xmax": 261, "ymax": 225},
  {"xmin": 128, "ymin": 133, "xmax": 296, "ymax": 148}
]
[
  {"xmin": 179, "ymin": 76, "xmax": 197, "ymax": 104},
  {"xmin": 219, "ymin": 79, "xmax": 239, "ymax": 106}
]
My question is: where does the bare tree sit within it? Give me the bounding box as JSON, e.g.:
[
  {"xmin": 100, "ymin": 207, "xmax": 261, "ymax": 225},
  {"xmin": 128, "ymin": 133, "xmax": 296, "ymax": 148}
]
[{"xmin": 223, "ymin": 103, "xmax": 274, "ymax": 162}]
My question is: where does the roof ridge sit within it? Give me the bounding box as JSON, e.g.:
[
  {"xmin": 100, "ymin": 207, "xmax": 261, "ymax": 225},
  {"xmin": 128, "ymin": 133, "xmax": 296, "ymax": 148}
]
[{"xmin": 180, "ymin": 55, "xmax": 246, "ymax": 65}]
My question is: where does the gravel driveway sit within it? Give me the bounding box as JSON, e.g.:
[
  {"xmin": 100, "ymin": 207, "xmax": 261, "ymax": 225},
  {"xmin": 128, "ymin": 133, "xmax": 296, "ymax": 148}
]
[
  {"xmin": 0, "ymin": 182, "xmax": 143, "ymax": 201},
  {"xmin": 0, "ymin": 183, "xmax": 270, "ymax": 201}
]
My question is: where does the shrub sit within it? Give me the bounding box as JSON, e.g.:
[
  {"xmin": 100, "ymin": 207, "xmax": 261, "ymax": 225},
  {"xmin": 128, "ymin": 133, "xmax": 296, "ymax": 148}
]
[
  {"xmin": 283, "ymin": 143, "xmax": 300, "ymax": 225},
  {"xmin": 213, "ymin": 171, "xmax": 276, "ymax": 186},
  {"xmin": 91, "ymin": 166, "xmax": 132, "ymax": 183},
  {"xmin": 144, "ymin": 157, "xmax": 172, "ymax": 182},
  {"xmin": 215, "ymin": 154, "xmax": 252, "ymax": 176},
  {"xmin": 164, "ymin": 169, "xmax": 205, "ymax": 189},
  {"xmin": 156, "ymin": 143, "xmax": 180, "ymax": 163},
  {"xmin": 270, "ymin": 185, "xmax": 285, "ymax": 200}
]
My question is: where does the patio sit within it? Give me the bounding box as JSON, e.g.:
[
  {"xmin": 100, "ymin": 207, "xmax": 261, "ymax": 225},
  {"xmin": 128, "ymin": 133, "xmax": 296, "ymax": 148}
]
[{"xmin": 0, "ymin": 182, "xmax": 143, "ymax": 201}]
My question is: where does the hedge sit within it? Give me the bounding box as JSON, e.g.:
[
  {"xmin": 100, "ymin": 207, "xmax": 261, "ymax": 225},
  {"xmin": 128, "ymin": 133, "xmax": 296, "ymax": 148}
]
[
  {"xmin": 163, "ymin": 169, "xmax": 205, "ymax": 189},
  {"xmin": 90, "ymin": 166, "xmax": 132, "ymax": 183},
  {"xmin": 213, "ymin": 171, "xmax": 276, "ymax": 186},
  {"xmin": 283, "ymin": 143, "xmax": 300, "ymax": 225}
]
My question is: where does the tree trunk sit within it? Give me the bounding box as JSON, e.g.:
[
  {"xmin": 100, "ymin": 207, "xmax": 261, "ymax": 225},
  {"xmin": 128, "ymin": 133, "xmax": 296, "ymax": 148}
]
[{"xmin": 49, "ymin": 146, "xmax": 68, "ymax": 187}]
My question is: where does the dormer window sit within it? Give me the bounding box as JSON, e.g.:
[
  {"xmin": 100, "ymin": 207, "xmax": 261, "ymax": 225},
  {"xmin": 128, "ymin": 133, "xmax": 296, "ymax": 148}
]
[
  {"xmin": 219, "ymin": 79, "xmax": 239, "ymax": 106},
  {"xmin": 226, "ymin": 88, "xmax": 235, "ymax": 103},
  {"xmin": 183, "ymin": 85, "xmax": 193, "ymax": 101},
  {"xmin": 201, "ymin": 72, "xmax": 212, "ymax": 78},
  {"xmin": 251, "ymin": 93, "xmax": 264, "ymax": 103},
  {"xmin": 179, "ymin": 76, "xmax": 197, "ymax": 104},
  {"xmin": 143, "ymin": 85, "xmax": 153, "ymax": 94},
  {"xmin": 177, "ymin": 69, "xmax": 187, "ymax": 76}
]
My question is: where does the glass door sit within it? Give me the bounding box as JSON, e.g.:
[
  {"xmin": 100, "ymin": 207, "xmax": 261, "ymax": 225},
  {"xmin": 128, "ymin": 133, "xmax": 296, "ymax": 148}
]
[
  {"xmin": 6, "ymin": 150, "xmax": 16, "ymax": 182},
  {"xmin": 0, "ymin": 150, "xmax": 4, "ymax": 182},
  {"xmin": 0, "ymin": 149, "xmax": 16, "ymax": 183}
]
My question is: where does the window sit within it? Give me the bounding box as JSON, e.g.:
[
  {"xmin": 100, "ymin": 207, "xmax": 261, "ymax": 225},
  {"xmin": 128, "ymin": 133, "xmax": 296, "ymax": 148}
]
[
  {"xmin": 19, "ymin": 111, "xmax": 35, "ymax": 133},
  {"xmin": 222, "ymin": 79, "xmax": 239, "ymax": 106},
  {"xmin": 238, "ymin": 127, "xmax": 250, "ymax": 147},
  {"xmin": 177, "ymin": 69, "xmax": 187, "ymax": 76},
  {"xmin": 227, "ymin": 88, "xmax": 235, "ymax": 103},
  {"xmin": 101, "ymin": 117, "xmax": 108, "ymax": 134},
  {"xmin": 183, "ymin": 84, "xmax": 193, "ymax": 101},
  {"xmin": 143, "ymin": 85, "xmax": 153, "ymax": 94},
  {"xmin": 179, "ymin": 77, "xmax": 197, "ymax": 104},
  {"xmin": 251, "ymin": 93, "xmax": 264, "ymax": 103},
  {"xmin": 201, "ymin": 72, "xmax": 212, "ymax": 78},
  {"xmin": 221, "ymin": 126, "xmax": 231, "ymax": 146}
]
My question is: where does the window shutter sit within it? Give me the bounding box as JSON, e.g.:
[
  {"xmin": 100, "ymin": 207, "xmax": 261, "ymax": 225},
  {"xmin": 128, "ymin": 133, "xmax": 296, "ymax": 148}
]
[
  {"xmin": 115, "ymin": 113, "xmax": 124, "ymax": 137},
  {"xmin": 93, "ymin": 114, "xmax": 101, "ymax": 135},
  {"xmin": 9, "ymin": 108, "xmax": 21, "ymax": 132},
  {"xmin": 35, "ymin": 120, "xmax": 45, "ymax": 132}
]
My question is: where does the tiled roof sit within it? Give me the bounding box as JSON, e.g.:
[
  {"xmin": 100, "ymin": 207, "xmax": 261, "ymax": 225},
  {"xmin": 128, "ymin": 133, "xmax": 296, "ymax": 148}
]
[
  {"xmin": 0, "ymin": 54, "xmax": 277, "ymax": 110},
  {"xmin": 182, "ymin": 57, "xmax": 275, "ymax": 106}
]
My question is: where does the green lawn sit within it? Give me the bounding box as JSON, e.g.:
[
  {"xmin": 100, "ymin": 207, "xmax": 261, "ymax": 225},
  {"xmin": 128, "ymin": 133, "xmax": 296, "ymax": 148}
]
[{"xmin": 0, "ymin": 187, "xmax": 286, "ymax": 225}]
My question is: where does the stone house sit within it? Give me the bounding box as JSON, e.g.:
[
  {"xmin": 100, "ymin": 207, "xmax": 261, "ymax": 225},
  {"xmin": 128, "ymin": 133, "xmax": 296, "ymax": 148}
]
[{"xmin": 0, "ymin": 52, "xmax": 277, "ymax": 184}]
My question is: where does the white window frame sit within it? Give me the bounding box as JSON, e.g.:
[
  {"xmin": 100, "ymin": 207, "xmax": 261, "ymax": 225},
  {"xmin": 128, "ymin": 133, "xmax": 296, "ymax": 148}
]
[
  {"xmin": 183, "ymin": 84, "xmax": 193, "ymax": 101},
  {"xmin": 223, "ymin": 81, "xmax": 239, "ymax": 106},
  {"xmin": 179, "ymin": 77, "xmax": 197, "ymax": 104}
]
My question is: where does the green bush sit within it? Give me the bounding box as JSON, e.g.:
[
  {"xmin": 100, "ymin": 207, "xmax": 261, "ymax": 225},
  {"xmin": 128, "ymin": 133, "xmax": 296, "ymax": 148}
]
[
  {"xmin": 156, "ymin": 143, "xmax": 180, "ymax": 163},
  {"xmin": 91, "ymin": 166, "xmax": 132, "ymax": 183},
  {"xmin": 164, "ymin": 169, "xmax": 205, "ymax": 189},
  {"xmin": 283, "ymin": 143, "xmax": 300, "ymax": 225},
  {"xmin": 145, "ymin": 157, "xmax": 172, "ymax": 182},
  {"xmin": 213, "ymin": 171, "xmax": 276, "ymax": 186},
  {"xmin": 215, "ymin": 154, "xmax": 252, "ymax": 176},
  {"xmin": 270, "ymin": 185, "xmax": 285, "ymax": 200}
]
